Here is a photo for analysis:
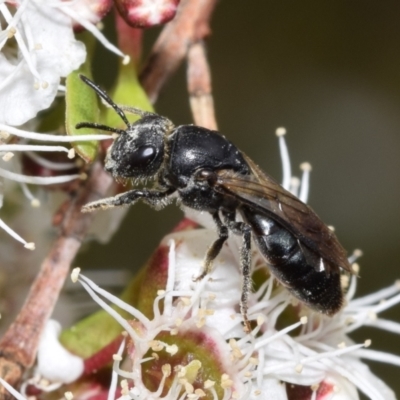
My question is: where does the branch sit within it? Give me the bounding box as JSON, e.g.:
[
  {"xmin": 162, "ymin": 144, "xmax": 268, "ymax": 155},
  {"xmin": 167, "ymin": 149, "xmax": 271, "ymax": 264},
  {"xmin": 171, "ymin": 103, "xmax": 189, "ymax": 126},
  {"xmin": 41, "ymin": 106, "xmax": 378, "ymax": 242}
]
[
  {"xmin": 140, "ymin": 0, "xmax": 218, "ymax": 103},
  {"xmin": 187, "ymin": 40, "xmax": 217, "ymax": 130},
  {"xmin": 0, "ymin": 163, "xmax": 114, "ymax": 396}
]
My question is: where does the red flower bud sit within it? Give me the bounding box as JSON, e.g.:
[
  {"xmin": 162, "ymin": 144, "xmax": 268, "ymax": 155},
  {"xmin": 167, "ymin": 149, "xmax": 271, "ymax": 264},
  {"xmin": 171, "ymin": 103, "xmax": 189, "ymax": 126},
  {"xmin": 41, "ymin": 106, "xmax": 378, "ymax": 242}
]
[{"xmin": 114, "ymin": 0, "xmax": 180, "ymax": 28}]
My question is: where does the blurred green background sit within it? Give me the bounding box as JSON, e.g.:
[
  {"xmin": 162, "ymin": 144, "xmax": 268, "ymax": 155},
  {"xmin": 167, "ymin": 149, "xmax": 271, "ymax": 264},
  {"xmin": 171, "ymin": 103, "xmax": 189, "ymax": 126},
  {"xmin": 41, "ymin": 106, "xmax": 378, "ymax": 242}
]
[{"xmin": 77, "ymin": 1, "xmax": 400, "ymax": 396}]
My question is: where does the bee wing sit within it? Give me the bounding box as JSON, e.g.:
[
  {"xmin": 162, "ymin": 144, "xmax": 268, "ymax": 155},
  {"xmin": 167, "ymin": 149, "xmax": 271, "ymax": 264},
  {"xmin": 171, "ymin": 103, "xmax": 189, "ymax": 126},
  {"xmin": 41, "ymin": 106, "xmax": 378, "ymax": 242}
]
[{"xmin": 213, "ymin": 157, "xmax": 352, "ymax": 274}]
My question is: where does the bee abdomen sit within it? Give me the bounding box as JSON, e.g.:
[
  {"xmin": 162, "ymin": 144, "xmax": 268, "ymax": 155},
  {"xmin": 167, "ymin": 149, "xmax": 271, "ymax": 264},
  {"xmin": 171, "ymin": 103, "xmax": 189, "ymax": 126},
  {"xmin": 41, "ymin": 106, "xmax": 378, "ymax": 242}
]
[{"xmin": 241, "ymin": 207, "xmax": 343, "ymax": 315}]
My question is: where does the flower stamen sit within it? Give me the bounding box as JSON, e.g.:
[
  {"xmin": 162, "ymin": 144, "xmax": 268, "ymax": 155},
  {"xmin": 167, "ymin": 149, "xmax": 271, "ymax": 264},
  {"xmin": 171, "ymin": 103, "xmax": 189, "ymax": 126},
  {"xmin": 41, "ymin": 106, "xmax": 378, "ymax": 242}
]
[
  {"xmin": 109, "ymin": 339, "xmax": 126, "ymax": 400},
  {"xmin": 0, "ymin": 167, "xmax": 80, "ymax": 185},
  {"xmin": 0, "ymin": 217, "xmax": 34, "ymax": 249},
  {"xmin": 275, "ymin": 127, "xmax": 291, "ymax": 190},
  {"xmin": 0, "ymin": 124, "xmax": 112, "ymax": 143},
  {"xmin": 58, "ymin": 5, "xmax": 127, "ymax": 62},
  {"xmin": 299, "ymin": 162, "xmax": 312, "ymax": 203},
  {"xmin": 77, "ymin": 276, "xmax": 145, "ymax": 342}
]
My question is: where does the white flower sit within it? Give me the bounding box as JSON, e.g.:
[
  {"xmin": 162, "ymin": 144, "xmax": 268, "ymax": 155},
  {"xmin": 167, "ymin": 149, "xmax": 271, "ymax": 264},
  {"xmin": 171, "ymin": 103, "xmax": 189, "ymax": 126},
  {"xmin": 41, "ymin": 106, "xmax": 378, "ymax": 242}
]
[
  {"xmin": 0, "ymin": 0, "xmax": 129, "ymax": 252},
  {"xmin": 2, "ymin": 130, "xmax": 400, "ymax": 400},
  {"xmin": 0, "ymin": 0, "xmax": 86, "ymax": 126},
  {"xmin": 36, "ymin": 320, "xmax": 84, "ymax": 387},
  {"xmin": 0, "ymin": 125, "xmax": 111, "ymax": 248},
  {"xmin": 58, "ymin": 0, "xmax": 129, "ymax": 64},
  {"xmin": 69, "ymin": 230, "xmax": 400, "ymax": 400},
  {"xmin": 0, "ymin": 0, "xmax": 129, "ymax": 127},
  {"xmin": 0, "ymin": 0, "xmax": 128, "ymax": 247},
  {"xmin": 69, "ymin": 130, "xmax": 399, "ymax": 400}
]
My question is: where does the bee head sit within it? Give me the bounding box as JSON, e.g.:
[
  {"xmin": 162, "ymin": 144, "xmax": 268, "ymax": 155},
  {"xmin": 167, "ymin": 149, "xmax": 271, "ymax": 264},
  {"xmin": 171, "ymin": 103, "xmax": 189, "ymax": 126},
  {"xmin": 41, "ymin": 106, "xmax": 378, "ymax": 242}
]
[
  {"xmin": 105, "ymin": 114, "xmax": 172, "ymax": 179},
  {"xmin": 75, "ymin": 75, "xmax": 174, "ymax": 180}
]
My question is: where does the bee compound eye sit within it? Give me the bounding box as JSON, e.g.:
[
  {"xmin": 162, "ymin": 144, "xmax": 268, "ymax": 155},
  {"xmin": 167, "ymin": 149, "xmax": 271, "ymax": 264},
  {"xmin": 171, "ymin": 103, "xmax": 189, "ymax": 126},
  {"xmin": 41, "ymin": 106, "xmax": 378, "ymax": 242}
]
[{"xmin": 129, "ymin": 145, "xmax": 156, "ymax": 168}]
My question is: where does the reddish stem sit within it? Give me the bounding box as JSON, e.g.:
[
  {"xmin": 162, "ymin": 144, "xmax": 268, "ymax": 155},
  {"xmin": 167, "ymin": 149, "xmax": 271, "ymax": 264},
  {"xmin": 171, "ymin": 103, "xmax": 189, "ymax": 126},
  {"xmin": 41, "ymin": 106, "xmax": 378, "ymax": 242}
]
[
  {"xmin": 0, "ymin": 163, "xmax": 114, "ymax": 396},
  {"xmin": 115, "ymin": 11, "xmax": 143, "ymax": 68},
  {"xmin": 83, "ymin": 335, "xmax": 124, "ymax": 375},
  {"xmin": 187, "ymin": 41, "xmax": 217, "ymax": 130},
  {"xmin": 140, "ymin": 0, "xmax": 218, "ymax": 103}
]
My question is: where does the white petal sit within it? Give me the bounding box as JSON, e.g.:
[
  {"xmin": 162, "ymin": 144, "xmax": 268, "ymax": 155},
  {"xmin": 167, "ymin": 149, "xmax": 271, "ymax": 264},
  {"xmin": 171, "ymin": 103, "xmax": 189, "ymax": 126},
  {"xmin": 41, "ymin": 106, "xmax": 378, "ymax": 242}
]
[
  {"xmin": 0, "ymin": 52, "xmax": 57, "ymax": 126},
  {"xmin": 162, "ymin": 229, "xmax": 244, "ymax": 336},
  {"xmin": 343, "ymin": 359, "xmax": 396, "ymax": 400},
  {"xmin": 183, "ymin": 207, "xmax": 215, "ymax": 230},
  {"xmin": 37, "ymin": 320, "xmax": 84, "ymax": 384},
  {"xmin": 28, "ymin": 2, "xmax": 85, "ymax": 77},
  {"xmin": 260, "ymin": 340, "xmax": 325, "ymax": 385},
  {"xmin": 0, "ymin": 1, "xmax": 85, "ymax": 125},
  {"xmin": 250, "ymin": 378, "xmax": 287, "ymax": 400},
  {"xmin": 163, "ymin": 229, "xmax": 242, "ymax": 296},
  {"xmin": 324, "ymin": 376, "xmax": 360, "ymax": 400}
]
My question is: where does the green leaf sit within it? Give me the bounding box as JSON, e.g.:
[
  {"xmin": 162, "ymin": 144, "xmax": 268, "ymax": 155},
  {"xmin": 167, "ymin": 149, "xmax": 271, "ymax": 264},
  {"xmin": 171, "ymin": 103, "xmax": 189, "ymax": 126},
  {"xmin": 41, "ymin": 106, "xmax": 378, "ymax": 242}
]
[
  {"xmin": 59, "ymin": 308, "xmax": 124, "ymax": 359},
  {"xmin": 65, "ymin": 66, "xmax": 100, "ymax": 163},
  {"xmin": 103, "ymin": 62, "xmax": 154, "ymax": 129},
  {"xmin": 65, "ymin": 33, "xmax": 100, "ymax": 163}
]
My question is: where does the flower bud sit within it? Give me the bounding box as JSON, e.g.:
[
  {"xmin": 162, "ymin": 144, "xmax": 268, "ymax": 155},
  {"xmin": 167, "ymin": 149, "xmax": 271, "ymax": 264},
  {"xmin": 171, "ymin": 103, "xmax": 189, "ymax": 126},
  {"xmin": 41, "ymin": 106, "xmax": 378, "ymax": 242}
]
[{"xmin": 114, "ymin": 0, "xmax": 180, "ymax": 28}]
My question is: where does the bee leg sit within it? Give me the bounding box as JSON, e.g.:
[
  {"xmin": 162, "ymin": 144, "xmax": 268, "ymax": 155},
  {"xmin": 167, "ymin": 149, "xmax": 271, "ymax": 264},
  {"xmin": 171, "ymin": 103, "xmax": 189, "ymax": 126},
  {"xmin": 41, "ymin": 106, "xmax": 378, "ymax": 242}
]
[
  {"xmin": 194, "ymin": 211, "xmax": 229, "ymax": 281},
  {"xmin": 81, "ymin": 187, "xmax": 175, "ymax": 212},
  {"xmin": 223, "ymin": 211, "xmax": 253, "ymax": 333}
]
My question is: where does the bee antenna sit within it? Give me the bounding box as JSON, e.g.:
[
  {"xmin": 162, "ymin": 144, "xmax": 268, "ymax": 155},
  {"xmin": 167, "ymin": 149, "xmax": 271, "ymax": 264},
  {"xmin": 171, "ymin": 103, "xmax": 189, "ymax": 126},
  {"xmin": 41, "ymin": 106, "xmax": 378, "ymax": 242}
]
[
  {"xmin": 118, "ymin": 105, "xmax": 158, "ymax": 119},
  {"xmin": 79, "ymin": 75, "xmax": 130, "ymax": 128},
  {"xmin": 75, "ymin": 122, "xmax": 126, "ymax": 135}
]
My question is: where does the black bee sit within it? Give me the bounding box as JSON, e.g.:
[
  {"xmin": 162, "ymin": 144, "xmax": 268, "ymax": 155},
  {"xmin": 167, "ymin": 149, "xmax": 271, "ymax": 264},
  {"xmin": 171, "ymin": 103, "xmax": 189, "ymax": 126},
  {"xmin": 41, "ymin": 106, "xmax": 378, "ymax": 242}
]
[{"xmin": 77, "ymin": 75, "xmax": 352, "ymax": 332}]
